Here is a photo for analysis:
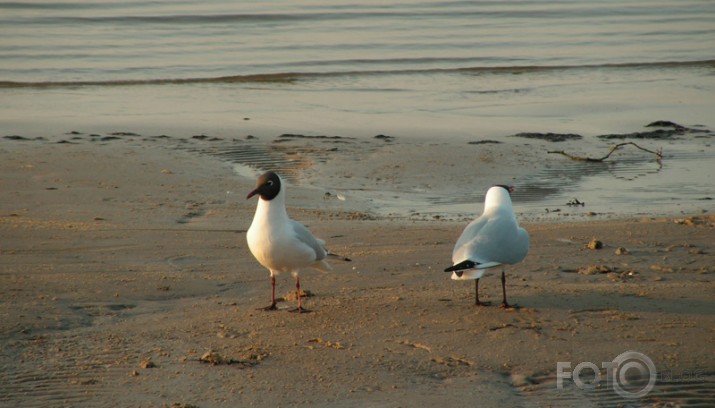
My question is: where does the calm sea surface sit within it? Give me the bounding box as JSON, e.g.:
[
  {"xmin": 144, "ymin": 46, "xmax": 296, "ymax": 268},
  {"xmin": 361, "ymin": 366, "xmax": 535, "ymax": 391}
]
[{"xmin": 1, "ymin": 0, "xmax": 714, "ymax": 84}]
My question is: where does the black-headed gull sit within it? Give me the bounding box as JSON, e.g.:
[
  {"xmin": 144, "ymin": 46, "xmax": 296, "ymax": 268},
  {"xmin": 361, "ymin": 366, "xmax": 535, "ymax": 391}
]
[
  {"xmin": 444, "ymin": 185, "xmax": 529, "ymax": 308},
  {"xmin": 246, "ymin": 171, "xmax": 349, "ymax": 313}
]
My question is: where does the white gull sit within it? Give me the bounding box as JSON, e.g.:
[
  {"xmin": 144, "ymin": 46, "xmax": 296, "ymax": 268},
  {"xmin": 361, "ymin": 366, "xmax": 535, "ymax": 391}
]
[{"xmin": 444, "ymin": 185, "xmax": 529, "ymax": 308}]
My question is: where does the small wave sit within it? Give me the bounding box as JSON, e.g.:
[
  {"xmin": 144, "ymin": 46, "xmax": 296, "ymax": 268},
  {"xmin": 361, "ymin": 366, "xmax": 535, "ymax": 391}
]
[
  {"xmin": 1, "ymin": 59, "xmax": 713, "ymax": 89},
  {"xmin": 0, "ymin": 73, "xmax": 303, "ymax": 88},
  {"xmin": 38, "ymin": 13, "xmax": 332, "ymax": 25},
  {"xmin": 1, "ymin": 8, "xmax": 624, "ymax": 25},
  {"xmin": 6, "ymin": 10, "xmax": 509, "ymax": 25}
]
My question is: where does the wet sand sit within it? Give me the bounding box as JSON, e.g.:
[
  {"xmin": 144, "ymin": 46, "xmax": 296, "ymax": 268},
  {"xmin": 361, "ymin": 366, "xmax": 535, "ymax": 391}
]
[{"xmin": 1, "ymin": 139, "xmax": 714, "ymax": 407}]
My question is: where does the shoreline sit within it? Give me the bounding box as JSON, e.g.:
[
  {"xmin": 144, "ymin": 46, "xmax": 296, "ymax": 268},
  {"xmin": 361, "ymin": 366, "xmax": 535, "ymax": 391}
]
[
  {"xmin": 1, "ymin": 140, "xmax": 713, "ymax": 407},
  {"xmin": 2, "ymin": 121, "xmax": 712, "ymax": 223}
]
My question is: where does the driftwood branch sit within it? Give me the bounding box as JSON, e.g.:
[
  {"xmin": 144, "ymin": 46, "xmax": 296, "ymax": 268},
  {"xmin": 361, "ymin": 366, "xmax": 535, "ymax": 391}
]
[{"xmin": 548, "ymin": 142, "xmax": 663, "ymax": 162}]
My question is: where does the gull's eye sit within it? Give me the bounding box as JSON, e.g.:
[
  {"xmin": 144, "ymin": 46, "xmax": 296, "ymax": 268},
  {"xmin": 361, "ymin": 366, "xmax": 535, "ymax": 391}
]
[{"xmin": 266, "ymin": 180, "xmax": 274, "ymax": 186}]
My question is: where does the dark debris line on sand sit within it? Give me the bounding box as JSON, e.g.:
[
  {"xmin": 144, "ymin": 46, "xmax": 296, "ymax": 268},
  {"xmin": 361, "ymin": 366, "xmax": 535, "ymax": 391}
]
[
  {"xmin": 468, "ymin": 139, "xmax": 503, "ymax": 145},
  {"xmin": 3, "ymin": 135, "xmax": 44, "ymax": 141},
  {"xmin": 599, "ymin": 120, "xmax": 712, "ymax": 140},
  {"xmin": 510, "ymin": 132, "xmax": 582, "ymax": 142},
  {"xmin": 509, "ymin": 121, "xmax": 712, "ymax": 143}
]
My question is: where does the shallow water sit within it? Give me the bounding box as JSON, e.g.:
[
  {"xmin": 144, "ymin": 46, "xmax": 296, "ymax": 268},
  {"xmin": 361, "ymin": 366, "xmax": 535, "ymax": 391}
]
[
  {"xmin": 176, "ymin": 124, "xmax": 714, "ymax": 220},
  {"xmin": 3, "ymin": 0, "xmax": 715, "ymax": 139}
]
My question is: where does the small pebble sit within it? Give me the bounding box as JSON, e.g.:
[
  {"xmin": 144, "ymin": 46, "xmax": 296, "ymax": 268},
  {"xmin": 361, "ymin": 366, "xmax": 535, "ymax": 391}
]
[
  {"xmin": 587, "ymin": 239, "xmax": 603, "ymax": 250},
  {"xmin": 140, "ymin": 359, "xmax": 156, "ymax": 368}
]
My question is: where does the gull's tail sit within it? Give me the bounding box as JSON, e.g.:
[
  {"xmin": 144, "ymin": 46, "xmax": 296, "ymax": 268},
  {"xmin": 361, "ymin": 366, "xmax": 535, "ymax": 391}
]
[
  {"xmin": 327, "ymin": 252, "xmax": 352, "ymax": 262},
  {"xmin": 311, "ymin": 251, "xmax": 350, "ymax": 273}
]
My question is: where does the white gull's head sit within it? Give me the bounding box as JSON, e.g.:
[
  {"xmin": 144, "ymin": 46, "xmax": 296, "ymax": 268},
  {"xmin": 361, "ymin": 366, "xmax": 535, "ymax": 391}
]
[{"xmin": 484, "ymin": 184, "xmax": 514, "ymax": 212}]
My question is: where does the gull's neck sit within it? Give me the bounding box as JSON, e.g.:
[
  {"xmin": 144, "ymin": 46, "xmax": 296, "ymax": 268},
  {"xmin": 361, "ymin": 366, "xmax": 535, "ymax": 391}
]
[{"xmin": 254, "ymin": 188, "xmax": 289, "ymax": 224}]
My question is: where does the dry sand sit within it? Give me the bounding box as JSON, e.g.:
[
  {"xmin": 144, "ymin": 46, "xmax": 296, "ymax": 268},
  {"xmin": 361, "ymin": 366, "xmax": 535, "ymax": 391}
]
[{"xmin": 1, "ymin": 140, "xmax": 714, "ymax": 407}]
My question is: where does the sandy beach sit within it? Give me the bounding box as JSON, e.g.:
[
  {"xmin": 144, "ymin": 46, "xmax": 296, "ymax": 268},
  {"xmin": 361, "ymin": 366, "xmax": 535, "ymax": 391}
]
[{"xmin": 1, "ymin": 138, "xmax": 713, "ymax": 407}]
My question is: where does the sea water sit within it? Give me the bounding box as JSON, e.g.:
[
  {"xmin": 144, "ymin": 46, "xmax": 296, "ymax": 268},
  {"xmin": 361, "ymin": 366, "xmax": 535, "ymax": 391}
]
[{"xmin": 1, "ymin": 0, "xmax": 714, "ymax": 218}]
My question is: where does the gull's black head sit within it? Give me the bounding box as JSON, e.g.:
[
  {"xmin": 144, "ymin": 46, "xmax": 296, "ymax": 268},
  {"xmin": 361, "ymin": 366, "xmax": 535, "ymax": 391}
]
[{"xmin": 246, "ymin": 171, "xmax": 281, "ymax": 201}]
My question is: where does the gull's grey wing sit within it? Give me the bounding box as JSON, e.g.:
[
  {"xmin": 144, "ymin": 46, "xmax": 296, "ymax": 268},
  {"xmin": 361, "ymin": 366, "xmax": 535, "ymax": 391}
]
[
  {"xmin": 453, "ymin": 213, "xmax": 525, "ymax": 265},
  {"xmin": 453, "ymin": 215, "xmax": 488, "ymax": 255},
  {"xmin": 289, "ymin": 219, "xmax": 328, "ymax": 261}
]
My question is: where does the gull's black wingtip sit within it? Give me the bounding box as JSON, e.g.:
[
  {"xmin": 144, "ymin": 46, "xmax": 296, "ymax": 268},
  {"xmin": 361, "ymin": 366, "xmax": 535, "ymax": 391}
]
[{"xmin": 444, "ymin": 260, "xmax": 477, "ymax": 272}]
